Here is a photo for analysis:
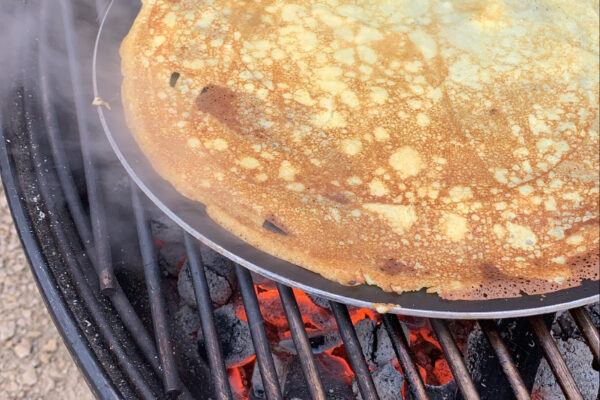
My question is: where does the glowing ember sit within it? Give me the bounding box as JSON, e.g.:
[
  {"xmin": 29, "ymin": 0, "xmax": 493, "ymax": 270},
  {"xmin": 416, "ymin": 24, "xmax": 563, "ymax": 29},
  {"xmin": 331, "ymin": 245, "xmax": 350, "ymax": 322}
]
[
  {"xmin": 228, "ymin": 367, "xmax": 249, "ymax": 400},
  {"xmin": 231, "ymin": 284, "xmax": 460, "ymax": 396},
  {"xmin": 434, "ymin": 358, "xmax": 453, "ymax": 385},
  {"xmin": 348, "ymin": 307, "xmax": 378, "ymax": 325},
  {"xmin": 324, "ymin": 348, "xmax": 354, "ymax": 381}
]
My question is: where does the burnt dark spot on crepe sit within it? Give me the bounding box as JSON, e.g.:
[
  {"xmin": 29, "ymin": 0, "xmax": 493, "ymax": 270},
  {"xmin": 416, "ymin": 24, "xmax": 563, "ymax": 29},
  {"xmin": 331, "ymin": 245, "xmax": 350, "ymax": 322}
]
[
  {"xmin": 196, "ymin": 85, "xmax": 242, "ymax": 133},
  {"xmin": 169, "ymin": 72, "xmax": 180, "ymax": 87},
  {"xmin": 380, "ymin": 259, "xmax": 414, "ymax": 274},
  {"xmin": 196, "ymin": 85, "xmax": 268, "ymax": 138},
  {"xmin": 480, "ymin": 262, "xmax": 512, "ymax": 280},
  {"xmin": 488, "ymin": 108, "xmax": 498, "ymax": 115},
  {"xmin": 263, "ymin": 214, "xmax": 288, "ymax": 235},
  {"xmin": 325, "ymin": 193, "xmax": 350, "ymax": 204}
]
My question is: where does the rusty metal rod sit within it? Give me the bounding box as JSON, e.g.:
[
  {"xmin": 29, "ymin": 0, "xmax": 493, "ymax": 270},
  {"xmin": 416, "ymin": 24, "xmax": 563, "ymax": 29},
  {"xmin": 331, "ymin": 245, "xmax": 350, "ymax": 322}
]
[
  {"xmin": 430, "ymin": 319, "xmax": 480, "ymax": 400},
  {"xmin": 277, "ymin": 284, "xmax": 327, "ymax": 400},
  {"xmin": 330, "ymin": 301, "xmax": 379, "ymax": 400},
  {"xmin": 569, "ymin": 307, "xmax": 600, "ymax": 364},
  {"xmin": 235, "ymin": 265, "xmax": 282, "ymax": 400},
  {"xmin": 528, "ymin": 315, "xmax": 583, "ymax": 400},
  {"xmin": 131, "ymin": 184, "xmax": 180, "ymax": 395},
  {"xmin": 382, "ymin": 314, "xmax": 429, "ymax": 400},
  {"xmin": 479, "ymin": 320, "xmax": 531, "ymax": 400},
  {"xmin": 184, "ymin": 234, "xmax": 233, "ymax": 400}
]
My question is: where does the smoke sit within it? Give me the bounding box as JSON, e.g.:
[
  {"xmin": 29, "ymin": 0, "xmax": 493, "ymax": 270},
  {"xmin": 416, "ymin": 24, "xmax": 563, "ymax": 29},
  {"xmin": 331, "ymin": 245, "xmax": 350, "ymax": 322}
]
[
  {"xmin": 0, "ymin": 0, "xmax": 137, "ymax": 153},
  {"xmin": 0, "ymin": 0, "xmax": 156, "ymax": 273},
  {"xmin": 0, "ymin": 2, "xmax": 34, "ymax": 96}
]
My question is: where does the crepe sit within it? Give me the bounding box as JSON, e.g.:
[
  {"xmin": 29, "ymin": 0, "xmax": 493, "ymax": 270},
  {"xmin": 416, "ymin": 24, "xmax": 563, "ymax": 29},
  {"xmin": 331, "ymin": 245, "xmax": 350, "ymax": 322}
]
[{"xmin": 121, "ymin": 0, "xmax": 599, "ymax": 299}]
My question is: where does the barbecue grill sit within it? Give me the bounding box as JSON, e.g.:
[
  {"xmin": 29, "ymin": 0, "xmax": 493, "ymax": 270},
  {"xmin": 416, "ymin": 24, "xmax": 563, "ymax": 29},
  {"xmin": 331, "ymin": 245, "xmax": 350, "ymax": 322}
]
[{"xmin": 1, "ymin": 1, "xmax": 598, "ymax": 400}]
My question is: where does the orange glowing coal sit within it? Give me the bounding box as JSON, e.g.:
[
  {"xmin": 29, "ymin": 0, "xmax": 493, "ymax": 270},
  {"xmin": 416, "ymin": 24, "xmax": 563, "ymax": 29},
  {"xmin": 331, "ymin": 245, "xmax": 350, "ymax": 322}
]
[
  {"xmin": 231, "ymin": 284, "xmax": 457, "ymax": 396},
  {"xmin": 228, "ymin": 366, "xmax": 249, "ymax": 400}
]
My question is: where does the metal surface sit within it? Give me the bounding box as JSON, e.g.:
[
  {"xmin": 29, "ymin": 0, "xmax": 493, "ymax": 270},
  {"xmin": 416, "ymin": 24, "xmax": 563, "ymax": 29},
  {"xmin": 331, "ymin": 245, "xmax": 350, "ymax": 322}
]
[
  {"xmin": 0, "ymin": 95, "xmax": 121, "ymax": 400},
  {"xmin": 23, "ymin": 83, "xmax": 158, "ymax": 399},
  {"xmin": 382, "ymin": 315, "xmax": 429, "ymax": 400},
  {"xmin": 92, "ymin": 0, "xmax": 599, "ymax": 319},
  {"xmin": 528, "ymin": 316, "xmax": 584, "ymax": 400},
  {"xmin": 184, "ymin": 234, "xmax": 233, "ymax": 400},
  {"xmin": 131, "ymin": 185, "xmax": 181, "ymax": 395},
  {"xmin": 430, "ymin": 319, "xmax": 481, "ymax": 400},
  {"xmin": 59, "ymin": 0, "xmax": 116, "ymax": 294},
  {"xmin": 330, "ymin": 302, "xmax": 379, "ymax": 400},
  {"xmin": 277, "ymin": 284, "xmax": 327, "ymax": 400},
  {"xmin": 235, "ymin": 266, "xmax": 283, "ymax": 400},
  {"xmin": 479, "ymin": 320, "xmax": 531, "ymax": 400},
  {"xmin": 569, "ymin": 307, "xmax": 600, "ymax": 363},
  {"xmin": 40, "ymin": 4, "xmax": 193, "ymax": 395}
]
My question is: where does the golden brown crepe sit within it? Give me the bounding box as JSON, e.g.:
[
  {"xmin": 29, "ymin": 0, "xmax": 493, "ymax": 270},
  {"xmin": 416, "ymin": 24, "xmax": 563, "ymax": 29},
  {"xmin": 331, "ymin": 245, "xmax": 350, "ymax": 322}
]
[{"xmin": 121, "ymin": 0, "xmax": 599, "ymax": 299}]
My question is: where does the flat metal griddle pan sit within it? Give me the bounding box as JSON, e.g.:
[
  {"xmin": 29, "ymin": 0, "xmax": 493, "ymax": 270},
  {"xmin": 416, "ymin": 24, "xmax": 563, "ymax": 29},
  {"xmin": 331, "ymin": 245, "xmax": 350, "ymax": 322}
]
[{"xmin": 92, "ymin": 0, "xmax": 598, "ymax": 319}]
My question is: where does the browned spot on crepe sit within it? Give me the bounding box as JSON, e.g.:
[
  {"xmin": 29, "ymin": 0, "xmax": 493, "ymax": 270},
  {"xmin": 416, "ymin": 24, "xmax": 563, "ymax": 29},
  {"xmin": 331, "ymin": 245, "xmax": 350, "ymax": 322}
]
[{"xmin": 196, "ymin": 85, "xmax": 242, "ymax": 133}]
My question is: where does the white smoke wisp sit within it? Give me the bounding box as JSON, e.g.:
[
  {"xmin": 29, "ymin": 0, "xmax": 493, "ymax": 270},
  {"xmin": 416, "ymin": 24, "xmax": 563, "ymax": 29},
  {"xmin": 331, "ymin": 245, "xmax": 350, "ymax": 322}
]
[{"xmin": 0, "ymin": 2, "xmax": 34, "ymax": 95}]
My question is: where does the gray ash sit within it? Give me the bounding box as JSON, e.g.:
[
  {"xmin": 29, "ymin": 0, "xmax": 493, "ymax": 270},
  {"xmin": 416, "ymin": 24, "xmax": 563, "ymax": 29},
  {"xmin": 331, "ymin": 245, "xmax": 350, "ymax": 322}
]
[
  {"xmin": 533, "ymin": 338, "xmax": 599, "ymax": 400},
  {"xmin": 174, "ymin": 304, "xmax": 200, "ymax": 339},
  {"xmin": 307, "ymin": 293, "xmax": 331, "ymax": 310},
  {"xmin": 199, "ymin": 245, "xmax": 236, "ymax": 284},
  {"xmin": 278, "ymin": 329, "xmax": 342, "ymax": 355},
  {"xmin": 421, "ymin": 381, "xmax": 458, "ymax": 400},
  {"xmin": 354, "ymin": 319, "xmax": 378, "ymax": 368},
  {"xmin": 173, "ymin": 303, "xmax": 254, "ymax": 369},
  {"xmin": 283, "ymin": 353, "xmax": 354, "ymax": 400},
  {"xmin": 353, "ymin": 364, "xmax": 404, "ymax": 400},
  {"xmin": 465, "ymin": 327, "xmax": 489, "ymax": 387},
  {"xmin": 251, "ymin": 352, "xmax": 290, "ymax": 399},
  {"xmin": 586, "ymin": 303, "xmax": 600, "ymax": 329},
  {"xmin": 150, "ymin": 213, "xmax": 183, "ymax": 243},
  {"xmin": 158, "ymin": 241, "xmax": 186, "ymax": 277},
  {"xmin": 177, "ymin": 260, "xmax": 233, "ymax": 308},
  {"xmin": 211, "ymin": 304, "xmax": 254, "ymax": 368},
  {"xmin": 374, "ymin": 322, "xmax": 395, "ymax": 367}
]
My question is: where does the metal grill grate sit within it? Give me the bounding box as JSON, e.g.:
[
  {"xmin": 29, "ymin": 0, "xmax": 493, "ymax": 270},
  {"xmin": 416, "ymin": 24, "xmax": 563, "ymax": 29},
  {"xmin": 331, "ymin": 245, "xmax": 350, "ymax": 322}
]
[{"xmin": 1, "ymin": 1, "xmax": 598, "ymax": 399}]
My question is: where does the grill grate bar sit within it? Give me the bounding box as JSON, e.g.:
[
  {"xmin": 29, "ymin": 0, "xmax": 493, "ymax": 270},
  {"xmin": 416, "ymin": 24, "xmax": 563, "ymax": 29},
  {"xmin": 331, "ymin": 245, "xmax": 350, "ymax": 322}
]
[
  {"xmin": 277, "ymin": 284, "xmax": 327, "ymax": 400},
  {"xmin": 479, "ymin": 320, "xmax": 531, "ymax": 400},
  {"xmin": 39, "ymin": 49, "xmax": 97, "ymax": 270},
  {"xmin": 430, "ymin": 319, "xmax": 481, "ymax": 400},
  {"xmin": 382, "ymin": 315, "xmax": 429, "ymax": 400},
  {"xmin": 39, "ymin": 5, "xmax": 193, "ymax": 396},
  {"xmin": 131, "ymin": 184, "xmax": 181, "ymax": 395},
  {"xmin": 330, "ymin": 301, "xmax": 380, "ymax": 400},
  {"xmin": 21, "ymin": 75, "xmax": 157, "ymax": 399},
  {"xmin": 528, "ymin": 315, "xmax": 584, "ymax": 400},
  {"xmin": 235, "ymin": 265, "xmax": 283, "ymax": 400},
  {"xmin": 569, "ymin": 307, "xmax": 600, "ymax": 363},
  {"xmin": 107, "ymin": 290, "xmax": 162, "ymax": 373},
  {"xmin": 107, "ymin": 290, "xmax": 196, "ymax": 400},
  {"xmin": 46, "ymin": 219, "xmax": 158, "ymax": 400},
  {"xmin": 58, "ymin": 0, "xmax": 116, "ymax": 294},
  {"xmin": 184, "ymin": 234, "xmax": 233, "ymax": 400}
]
